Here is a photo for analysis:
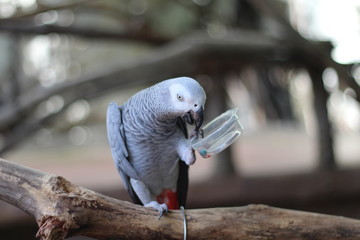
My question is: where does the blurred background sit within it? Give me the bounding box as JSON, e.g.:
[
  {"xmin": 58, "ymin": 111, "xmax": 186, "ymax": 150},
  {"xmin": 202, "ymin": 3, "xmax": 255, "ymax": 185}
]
[{"xmin": 0, "ymin": 0, "xmax": 360, "ymax": 239}]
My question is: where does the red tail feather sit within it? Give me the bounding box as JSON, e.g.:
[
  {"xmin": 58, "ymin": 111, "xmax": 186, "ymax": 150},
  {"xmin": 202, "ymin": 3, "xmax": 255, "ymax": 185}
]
[{"xmin": 157, "ymin": 189, "xmax": 179, "ymax": 210}]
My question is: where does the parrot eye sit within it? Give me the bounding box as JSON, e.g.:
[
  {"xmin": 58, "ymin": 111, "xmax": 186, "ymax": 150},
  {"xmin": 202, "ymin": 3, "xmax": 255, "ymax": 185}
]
[{"xmin": 177, "ymin": 94, "xmax": 183, "ymax": 101}]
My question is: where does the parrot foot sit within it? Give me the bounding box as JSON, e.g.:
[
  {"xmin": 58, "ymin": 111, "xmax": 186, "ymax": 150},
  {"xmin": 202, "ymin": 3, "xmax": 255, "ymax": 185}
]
[
  {"xmin": 198, "ymin": 128, "xmax": 204, "ymax": 138},
  {"xmin": 190, "ymin": 128, "xmax": 204, "ymax": 140},
  {"xmin": 180, "ymin": 147, "xmax": 196, "ymax": 165},
  {"xmin": 145, "ymin": 201, "xmax": 168, "ymax": 219}
]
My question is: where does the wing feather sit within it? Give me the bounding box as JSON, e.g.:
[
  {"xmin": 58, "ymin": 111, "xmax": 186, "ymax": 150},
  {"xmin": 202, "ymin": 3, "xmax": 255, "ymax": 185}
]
[
  {"xmin": 107, "ymin": 102, "xmax": 142, "ymax": 204},
  {"xmin": 106, "ymin": 102, "xmax": 140, "ymax": 183}
]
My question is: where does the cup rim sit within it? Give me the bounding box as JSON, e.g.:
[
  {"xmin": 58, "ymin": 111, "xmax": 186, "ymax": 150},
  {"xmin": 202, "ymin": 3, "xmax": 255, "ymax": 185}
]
[{"xmin": 190, "ymin": 108, "xmax": 240, "ymax": 147}]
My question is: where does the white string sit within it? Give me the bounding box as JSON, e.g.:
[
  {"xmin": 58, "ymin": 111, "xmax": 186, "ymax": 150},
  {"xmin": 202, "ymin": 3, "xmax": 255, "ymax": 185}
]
[{"xmin": 180, "ymin": 206, "xmax": 187, "ymax": 240}]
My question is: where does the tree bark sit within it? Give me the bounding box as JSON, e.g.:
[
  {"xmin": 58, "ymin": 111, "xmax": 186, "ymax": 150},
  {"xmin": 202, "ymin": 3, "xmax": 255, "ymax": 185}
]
[{"xmin": 1, "ymin": 158, "xmax": 360, "ymax": 240}]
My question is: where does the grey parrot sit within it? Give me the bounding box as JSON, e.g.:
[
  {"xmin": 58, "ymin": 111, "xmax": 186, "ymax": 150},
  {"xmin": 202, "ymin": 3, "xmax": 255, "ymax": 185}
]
[{"xmin": 106, "ymin": 77, "xmax": 206, "ymax": 215}]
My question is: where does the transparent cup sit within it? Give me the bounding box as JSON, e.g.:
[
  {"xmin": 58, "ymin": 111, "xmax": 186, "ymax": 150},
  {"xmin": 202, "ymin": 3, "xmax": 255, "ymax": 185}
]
[{"xmin": 189, "ymin": 108, "xmax": 243, "ymax": 158}]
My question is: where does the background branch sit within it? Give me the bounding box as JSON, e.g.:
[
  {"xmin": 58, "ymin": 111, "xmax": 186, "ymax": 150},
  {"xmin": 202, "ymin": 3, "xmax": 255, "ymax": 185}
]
[
  {"xmin": 0, "ymin": 30, "xmax": 277, "ymax": 154},
  {"xmin": 1, "ymin": 157, "xmax": 360, "ymax": 240},
  {"xmin": 0, "ymin": 0, "xmax": 93, "ymax": 20},
  {"xmin": 0, "ymin": 20, "xmax": 169, "ymax": 44}
]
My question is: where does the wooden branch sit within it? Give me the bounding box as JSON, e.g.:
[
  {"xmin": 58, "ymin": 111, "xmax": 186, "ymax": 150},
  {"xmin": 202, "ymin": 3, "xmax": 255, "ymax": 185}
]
[{"xmin": 1, "ymin": 158, "xmax": 360, "ymax": 240}]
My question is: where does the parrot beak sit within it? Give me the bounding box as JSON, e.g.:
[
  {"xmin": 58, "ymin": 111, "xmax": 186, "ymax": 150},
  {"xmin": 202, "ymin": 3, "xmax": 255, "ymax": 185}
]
[
  {"xmin": 184, "ymin": 106, "xmax": 204, "ymax": 139},
  {"xmin": 193, "ymin": 106, "xmax": 204, "ymax": 132}
]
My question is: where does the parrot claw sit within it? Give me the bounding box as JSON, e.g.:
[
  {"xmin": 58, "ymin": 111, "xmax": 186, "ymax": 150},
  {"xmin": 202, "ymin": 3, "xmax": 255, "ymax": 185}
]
[
  {"xmin": 197, "ymin": 128, "xmax": 204, "ymax": 139},
  {"xmin": 190, "ymin": 128, "xmax": 204, "ymax": 140},
  {"xmin": 184, "ymin": 106, "xmax": 204, "ymax": 140},
  {"xmin": 145, "ymin": 201, "xmax": 168, "ymax": 219},
  {"xmin": 158, "ymin": 208, "xmax": 168, "ymax": 219}
]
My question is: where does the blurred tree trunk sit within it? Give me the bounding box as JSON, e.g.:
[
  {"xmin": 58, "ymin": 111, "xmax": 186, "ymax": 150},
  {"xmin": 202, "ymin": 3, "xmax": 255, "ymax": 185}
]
[
  {"xmin": 256, "ymin": 65, "xmax": 294, "ymax": 121},
  {"xmin": 206, "ymin": 71, "xmax": 236, "ymax": 176},
  {"xmin": 0, "ymin": 33, "xmax": 21, "ymax": 106},
  {"xmin": 235, "ymin": 0, "xmax": 260, "ymax": 29},
  {"xmin": 308, "ymin": 67, "xmax": 336, "ymax": 170},
  {"xmin": 8, "ymin": 34, "xmax": 21, "ymax": 103}
]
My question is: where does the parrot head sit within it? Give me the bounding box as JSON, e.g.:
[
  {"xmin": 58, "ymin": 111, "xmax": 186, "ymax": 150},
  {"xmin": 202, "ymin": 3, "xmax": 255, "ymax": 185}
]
[{"xmin": 167, "ymin": 77, "xmax": 206, "ymax": 137}]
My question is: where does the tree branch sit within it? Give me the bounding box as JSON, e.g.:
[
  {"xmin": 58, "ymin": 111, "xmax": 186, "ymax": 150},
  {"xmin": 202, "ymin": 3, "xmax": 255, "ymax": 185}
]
[
  {"xmin": 0, "ymin": 30, "xmax": 277, "ymax": 154},
  {"xmin": 0, "ymin": 30, "xmax": 278, "ymax": 129},
  {"xmin": 1, "ymin": 157, "xmax": 360, "ymax": 240},
  {"xmin": 0, "ymin": 20, "xmax": 169, "ymax": 44},
  {"xmin": 0, "ymin": 0, "xmax": 93, "ymax": 20}
]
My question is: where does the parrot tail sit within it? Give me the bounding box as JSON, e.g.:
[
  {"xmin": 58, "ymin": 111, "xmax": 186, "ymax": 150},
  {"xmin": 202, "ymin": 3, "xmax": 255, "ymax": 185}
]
[{"xmin": 157, "ymin": 189, "xmax": 179, "ymax": 210}]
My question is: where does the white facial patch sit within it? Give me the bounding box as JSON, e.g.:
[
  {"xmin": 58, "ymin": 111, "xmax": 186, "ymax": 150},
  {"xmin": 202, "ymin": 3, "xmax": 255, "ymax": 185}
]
[{"xmin": 169, "ymin": 83, "xmax": 192, "ymax": 111}]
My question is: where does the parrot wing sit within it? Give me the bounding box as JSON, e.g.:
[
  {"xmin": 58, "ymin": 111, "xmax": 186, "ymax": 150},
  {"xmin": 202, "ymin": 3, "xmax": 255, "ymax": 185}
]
[
  {"xmin": 176, "ymin": 117, "xmax": 190, "ymax": 207},
  {"xmin": 107, "ymin": 102, "xmax": 141, "ymax": 203}
]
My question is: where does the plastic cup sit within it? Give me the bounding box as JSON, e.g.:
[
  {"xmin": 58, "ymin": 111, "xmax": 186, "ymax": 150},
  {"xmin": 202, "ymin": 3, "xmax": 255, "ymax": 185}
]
[{"xmin": 189, "ymin": 108, "xmax": 243, "ymax": 158}]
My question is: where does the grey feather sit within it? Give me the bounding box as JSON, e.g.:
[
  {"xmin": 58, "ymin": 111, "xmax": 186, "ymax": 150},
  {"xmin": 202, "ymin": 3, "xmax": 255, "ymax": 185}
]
[{"xmin": 107, "ymin": 102, "xmax": 140, "ymax": 182}]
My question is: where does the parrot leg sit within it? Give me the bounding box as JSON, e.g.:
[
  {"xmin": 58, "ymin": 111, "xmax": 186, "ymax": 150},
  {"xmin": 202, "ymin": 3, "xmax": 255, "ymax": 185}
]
[{"xmin": 130, "ymin": 178, "xmax": 168, "ymax": 217}]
